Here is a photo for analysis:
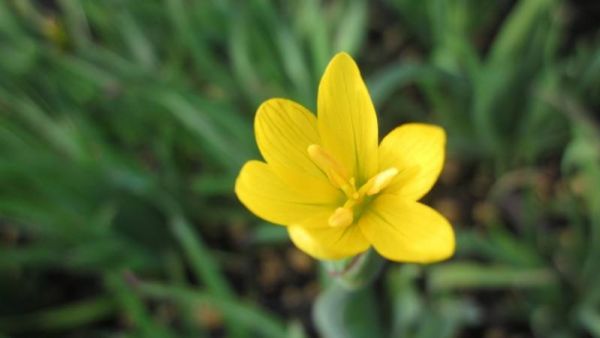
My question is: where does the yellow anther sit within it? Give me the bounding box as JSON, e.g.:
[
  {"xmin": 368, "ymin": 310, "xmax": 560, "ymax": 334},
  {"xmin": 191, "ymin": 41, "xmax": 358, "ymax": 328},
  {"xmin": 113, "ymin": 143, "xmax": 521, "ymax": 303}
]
[
  {"xmin": 328, "ymin": 207, "xmax": 354, "ymax": 227},
  {"xmin": 365, "ymin": 167, "xmax": 399, "ymax": 196},
  {"xmin": 308, "ymin": 144, "xmax": 354, "ymax": 195},
  {"xmin": 307, "ymin": 145, "xmax": 348, "ymax": 177},
  {"xmin": 330, "ymin": 171, "xmax": 353, "ymax": 194},
  {"xmin": 349, "ymin": 178, "xmax": 360, "ymax": 199}
]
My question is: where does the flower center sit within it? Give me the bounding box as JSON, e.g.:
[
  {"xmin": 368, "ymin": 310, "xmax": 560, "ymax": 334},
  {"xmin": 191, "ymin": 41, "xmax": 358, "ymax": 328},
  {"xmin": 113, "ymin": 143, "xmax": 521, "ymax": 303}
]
[{"xmin": 307, "ymin": 144, "xmax": 399, "ymax": 228}]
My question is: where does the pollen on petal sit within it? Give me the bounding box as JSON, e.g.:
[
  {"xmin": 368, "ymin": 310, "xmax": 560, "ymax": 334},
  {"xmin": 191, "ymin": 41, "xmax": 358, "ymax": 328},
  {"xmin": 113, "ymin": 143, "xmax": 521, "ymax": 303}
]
[{"xmin": 328, "ymin": 207, "xmax": 353, "ymax": 227}]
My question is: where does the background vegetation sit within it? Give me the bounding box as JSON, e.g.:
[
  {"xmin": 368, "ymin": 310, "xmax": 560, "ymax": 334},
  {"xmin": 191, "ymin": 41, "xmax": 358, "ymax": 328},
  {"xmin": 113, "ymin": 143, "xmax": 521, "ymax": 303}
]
[{"xmin": 0, "ymin": 0, "xmax": 599, "ymax": 337}]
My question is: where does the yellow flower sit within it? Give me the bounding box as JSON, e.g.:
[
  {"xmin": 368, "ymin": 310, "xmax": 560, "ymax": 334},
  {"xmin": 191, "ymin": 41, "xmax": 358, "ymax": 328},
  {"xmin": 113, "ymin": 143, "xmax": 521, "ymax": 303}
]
[{"xmin": 235, "ymin": 52, "xmax": 455, "ymax": 263}]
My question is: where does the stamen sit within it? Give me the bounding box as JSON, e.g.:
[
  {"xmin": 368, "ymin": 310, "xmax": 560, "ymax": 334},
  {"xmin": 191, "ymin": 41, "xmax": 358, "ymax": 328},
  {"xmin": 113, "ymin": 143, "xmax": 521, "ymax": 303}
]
[
  {"xmin": 349, "ymin": 178, "xmax": 360, "ymax": 199},
  {"xmin": 364, "ymin": 167, "xmax": 399, "ymax": 196},
  {"xmin": 307, "ymin": 144, "xmax": 356, "ymax": 196},
  {"xmin": 328, "ymin": 207, "xmax": 354, "ymax": 227},
  {"xmin": 307, "ymin": 145, "xmax": 348, "ymax": 178}
]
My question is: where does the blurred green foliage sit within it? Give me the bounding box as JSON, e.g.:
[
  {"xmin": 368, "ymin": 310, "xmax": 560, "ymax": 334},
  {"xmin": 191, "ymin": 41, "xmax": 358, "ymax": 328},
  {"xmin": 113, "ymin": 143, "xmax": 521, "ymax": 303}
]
[{"xmin": 0, "ymin": 0, "xmax": 599, "ymax": 337}]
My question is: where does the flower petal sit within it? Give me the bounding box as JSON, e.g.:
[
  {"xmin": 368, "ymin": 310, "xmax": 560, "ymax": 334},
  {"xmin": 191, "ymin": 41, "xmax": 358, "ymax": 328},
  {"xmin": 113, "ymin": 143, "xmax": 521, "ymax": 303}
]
[
  {"xmin": 289, "ymin": 219, "xmax": 370, "ymax": 260},
  {"xmin": 359, "ymin": 194, "xmax": 454, "ymax": 263},
  {"xmin": 378, "ymin": 123, "xmax": 446, "ymax": 200},
  {"xmin": 235, "ymin": 161, "xmax": 337, "ymax": 225},
  {"xmin": 317, "ymin": 52, "xmax": 378, "ymax": 185},
  {"xmin": 255, "ymin": 98, "xmax": 324, "ymax": 179}
]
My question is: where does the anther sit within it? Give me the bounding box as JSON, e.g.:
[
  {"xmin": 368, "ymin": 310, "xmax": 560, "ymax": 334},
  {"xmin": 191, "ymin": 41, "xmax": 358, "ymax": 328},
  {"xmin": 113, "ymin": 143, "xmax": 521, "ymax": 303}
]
[
  {"xmin": 307, "ymin": 145, "xmax": 348, "ymax": 176},
  {"xmin": 308, "ymin": 144, "xmax": 355, "ymax": 197},
  {"xmin": 328, "ymin": 207, "xmax": 353, "ymax": 227},
  {"xmin": 365, "ymin": 167, "xmax": 399, "ymax": 196}
]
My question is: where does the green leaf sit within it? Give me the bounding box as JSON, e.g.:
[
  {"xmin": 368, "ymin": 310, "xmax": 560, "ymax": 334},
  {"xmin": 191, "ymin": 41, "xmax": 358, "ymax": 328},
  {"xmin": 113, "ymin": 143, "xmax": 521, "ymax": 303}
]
[
  {"xmin": 313, "ymin": 283, "xmax": 384, "ymax": 338},
  {"xmin": 387, "ymin": 265, "xmax": 423, "ymax": 336},
  {"xmin": 428, "ymin": 262, "xmax": 558, "ymax": 291},
  {"xmin": 578, "ymin": 308, "xmax": 600, "ymax": 337},
  {"xmin": 138, "ymin": 282, "xmax": 287, "ymax": 338},
  {"xmin": 105, "ymin": 272, "xmax": 174, "ymax": 338},
  {"xmin": 0, "ymin": 297, "xmax": 115, "ymax": 333},
  {"xmin": 169, "ymin": 213, "xmax": 250, "ymax": 338},
  {"xmin": 170, "ymin": 213, "xmax": 233, "ymax": 301},
  {"xmin": 367, "ymin": 62, "xmax": 430, "ymax": 106},
  {"xmin": 488, "ymin": 0, "xmax": 554, "ymax": 65},
  {"xmin": 157, "ymin": 92, "xmax": 245, "ymax": 172},
  {"xmin": 333, "ymin": 0, "xmax": 367, "ymax": 54}
]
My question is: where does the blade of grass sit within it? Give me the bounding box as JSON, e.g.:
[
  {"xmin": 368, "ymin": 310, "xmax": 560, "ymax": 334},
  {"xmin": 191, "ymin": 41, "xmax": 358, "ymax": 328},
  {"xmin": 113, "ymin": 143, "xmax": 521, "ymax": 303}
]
[
  {"xmin": 296, "ymin": 0, "xmax": 330, "ymax": 81},
  {"xmin": 488, "ymin": 0, "xmax": 553, "ymax": 64},
  {"xmin": 169, "ymin": 213, "xmax": 233, "ymax": 299},
  {"xmin": 157, "ymin": 92, "xmax": 244, "ymax": 173},
  {"xmin": 333, "ymin": 0, "xmax": 367, "ymax": 54},
  {"xmin": 138, "ymin": 282, "xmax": 287, "ymax": 338},
  {"xmin": 168, "ymin": 212, "xmax": 249, "ymax": 338},
  {"xmin": 105, "ymin": 273, "xmax": 174, "ymax": 338},
  {"xmin": 118, "ymin": 12, "xmax": 157, "ymax": 71},
  {"xmin": 276, "ymin": 25, "xmax": 312, "ymax": 104},
  {"xmin": 0, "ymin": 296, "xmax": 116, "ymax": 333},
  {"xmin": 229, "ymin": 10, "xmax": 263, "ymax": 106},
  {"xmin": 367, "ymin": 62, "xmax": 431, "ymax": 106},
  {"xmin": 428, "ymin": 262, "xmax": 558, "ymax": 291},
  {"xmin": 57, "ymin": 0, "xmax": 92, "ymax": 49}
]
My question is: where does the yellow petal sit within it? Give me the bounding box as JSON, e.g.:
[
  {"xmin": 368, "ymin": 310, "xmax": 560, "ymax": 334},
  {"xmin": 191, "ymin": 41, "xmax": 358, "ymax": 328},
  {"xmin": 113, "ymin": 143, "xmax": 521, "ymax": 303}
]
[
  {"xmin": 268, "ymin": 162, "xmax": 343, "ymax": 204},
  {"xmin": 378, "ymin": 123, "xmax": 446, "ymax": 200},
  {"xmin": 255, "ymin": 98, "xmax": 324, "ymax": 180},
  {"xmin": 235, "ymin": 161, "xmax": 337, "ymax": 226},
  {"xmin": 317, "ymin": 52, "xmax": 378, "ymax": 185},
  {"xmin": 359, "ymin": 194, "xmax": 454, "ymax": 263},
  {"xmin": 289, "ymin": 215, "xmax": 370, "ymax": 260}
]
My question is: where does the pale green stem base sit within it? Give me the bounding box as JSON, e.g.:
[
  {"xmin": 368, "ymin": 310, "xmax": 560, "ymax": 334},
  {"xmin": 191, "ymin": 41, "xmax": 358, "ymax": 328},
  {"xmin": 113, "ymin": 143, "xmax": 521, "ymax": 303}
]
[{"xmin": 322, "ymin": 249, "xmax": 386, "ymax": 290}]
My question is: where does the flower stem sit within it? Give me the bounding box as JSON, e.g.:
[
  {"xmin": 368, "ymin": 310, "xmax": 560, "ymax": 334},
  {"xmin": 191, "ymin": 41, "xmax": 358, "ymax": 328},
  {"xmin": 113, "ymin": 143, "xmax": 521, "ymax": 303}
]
[{"xmin": 323, "ymin": 249, "xmax": 385, "ymax": 290}]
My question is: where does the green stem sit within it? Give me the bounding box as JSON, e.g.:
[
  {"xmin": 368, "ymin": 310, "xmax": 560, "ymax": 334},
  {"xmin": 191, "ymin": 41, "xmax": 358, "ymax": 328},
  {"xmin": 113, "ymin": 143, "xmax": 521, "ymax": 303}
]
[{"xmin": 323, "ymin": 249, "xmax": 385, "ymax": 290}]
